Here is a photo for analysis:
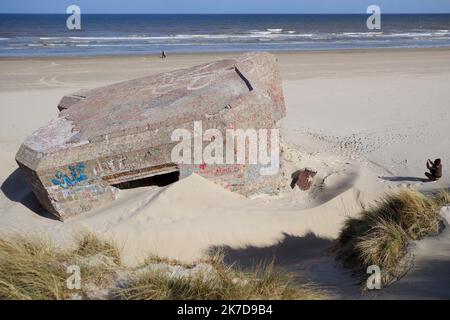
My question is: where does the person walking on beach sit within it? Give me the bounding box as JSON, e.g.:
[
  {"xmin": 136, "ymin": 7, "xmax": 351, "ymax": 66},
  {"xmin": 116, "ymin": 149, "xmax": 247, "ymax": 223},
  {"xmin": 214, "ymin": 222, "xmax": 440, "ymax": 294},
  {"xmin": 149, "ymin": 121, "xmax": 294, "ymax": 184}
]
[
  {"xmin": 426, "ymin": 158, "xmax": 442, "ymax": 181},
  {"xmin": 161, "ymin": 50, "xmax": 167, "ymax": 59}
]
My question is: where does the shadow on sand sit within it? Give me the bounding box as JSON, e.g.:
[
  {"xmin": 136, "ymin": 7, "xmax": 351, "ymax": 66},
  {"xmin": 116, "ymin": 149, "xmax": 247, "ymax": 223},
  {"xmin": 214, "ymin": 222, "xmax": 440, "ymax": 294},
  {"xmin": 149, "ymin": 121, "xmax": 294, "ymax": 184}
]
[
  {"xmin": 377, "ymin": 258, "xmax": 450, "ymax": 300},
  {"xmin": 379, "ymin": 176, "xmax": 430, "ymax": 183},
  {"xmin": 209, "ymin": 233, "xmax": 361, "ymax": 298},
  {"xmin": 211, "ymin": 233, "xmax": 334, "ymax": 268},
  {"xmin": 1, "ymin": 168, "xmax": 57, "ymax": 220}
]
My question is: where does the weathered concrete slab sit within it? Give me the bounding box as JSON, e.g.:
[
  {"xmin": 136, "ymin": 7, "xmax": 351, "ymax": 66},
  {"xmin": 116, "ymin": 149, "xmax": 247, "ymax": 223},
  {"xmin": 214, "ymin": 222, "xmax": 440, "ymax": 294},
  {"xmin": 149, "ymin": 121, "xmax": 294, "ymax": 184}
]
[{"xmin": 16, "ymin": 52, "xmax": 286, "ymax": 220}]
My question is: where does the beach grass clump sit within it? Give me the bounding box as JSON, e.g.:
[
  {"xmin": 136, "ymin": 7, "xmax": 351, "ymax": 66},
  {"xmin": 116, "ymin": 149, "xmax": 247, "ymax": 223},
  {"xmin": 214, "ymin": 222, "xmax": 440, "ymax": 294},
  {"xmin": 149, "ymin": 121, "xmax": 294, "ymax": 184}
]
[
  {"xmin": 70, "ymin": 232, "xmax": 121, "ymax": 289},
  {"xmin": 432, "ymin": 189, "xmax": 450, "ymax": 208},
  {"xmin": 0, "ymin": 234, "xmax": 324, "ymax": 300},
  {"xmin": 73, "ymin": 232, "xmax": 121, "ymax": 264},
  {"xmin": 0, "ymin": 236, "xmax": 71, "ymax": 300},
  {"xmin": 0, "ymin": 233, "xmax": 120, "ymax": 300},
  {"xmin": 114, "ymin": 252, "xmax": 324, "ymax": 300},
  {"xmin": 337, "ymin": 189, "xmax": 444, "ymax": 286}
]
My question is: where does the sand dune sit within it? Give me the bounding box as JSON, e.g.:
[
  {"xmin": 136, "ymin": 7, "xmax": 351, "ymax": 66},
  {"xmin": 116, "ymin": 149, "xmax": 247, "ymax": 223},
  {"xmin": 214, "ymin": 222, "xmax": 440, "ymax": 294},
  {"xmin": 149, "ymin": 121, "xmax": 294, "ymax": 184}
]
[
  {"xmin": 60, "ymin": 173, "xmax": 367, "ymax": 265},
  {"xmin": 1, "ymin": 155, "xmax": 369, "ymax": 266}
]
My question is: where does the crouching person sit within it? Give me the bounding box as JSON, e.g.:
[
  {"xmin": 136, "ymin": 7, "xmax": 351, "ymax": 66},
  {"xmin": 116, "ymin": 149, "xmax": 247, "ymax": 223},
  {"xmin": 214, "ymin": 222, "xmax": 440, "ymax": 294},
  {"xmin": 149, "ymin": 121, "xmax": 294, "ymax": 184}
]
[{"xmin": 426, "ymin": 158, "xmax": 442, "ymax": 181}]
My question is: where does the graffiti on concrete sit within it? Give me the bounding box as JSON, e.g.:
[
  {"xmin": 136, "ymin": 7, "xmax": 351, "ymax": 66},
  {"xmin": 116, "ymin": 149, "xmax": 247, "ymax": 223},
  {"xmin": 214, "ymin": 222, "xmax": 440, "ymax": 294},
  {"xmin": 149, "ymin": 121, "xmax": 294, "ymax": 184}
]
[
  {"xmin": 16, "ymin": 52, "xmax": 285, "ymax": 220},
  {"xmin": 52, "ymin": 163, "xmax": 87, "ymax": 189}
]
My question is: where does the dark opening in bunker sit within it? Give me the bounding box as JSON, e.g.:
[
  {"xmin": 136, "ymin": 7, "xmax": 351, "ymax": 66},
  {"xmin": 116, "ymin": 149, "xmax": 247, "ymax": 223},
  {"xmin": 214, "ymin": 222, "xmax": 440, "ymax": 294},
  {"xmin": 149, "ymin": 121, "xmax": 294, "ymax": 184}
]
[{"xmin": 112, "ymin": 170, "xmax": 180, "ymax": 190}]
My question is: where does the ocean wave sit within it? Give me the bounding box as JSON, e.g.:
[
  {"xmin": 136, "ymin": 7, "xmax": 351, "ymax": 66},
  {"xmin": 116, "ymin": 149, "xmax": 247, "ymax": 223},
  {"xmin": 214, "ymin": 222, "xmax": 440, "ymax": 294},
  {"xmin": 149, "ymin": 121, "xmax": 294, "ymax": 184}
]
[
  {"xmin": 250, "ymin": 31, "xmax": 272, "ymax": 36},
  {"xmin": 37, "ymin": 33, "xmax": 309, "ymax": 42},
  {"xmin": 389, "ymin": 32, "xmax": 432, "ymax": 37},
  {"xmin": 75, "ymin": 44, "xmax": 148, "ymax": 47},
  {"xmin": 43, "ymin": 31, "xmax": 447, "ymax": 41},
  {"xmin": 17, "ymin": 30, "xmax": 450, "ymax": 48},
  {"xmin": 41, "ymin": 36, "xmax": 155, "ymax": 41},
  {"xmin": 340, "ymin": 31, "xmax": 450, "ymax": 39},
  {"xmin": 342, "ymin": 32, "xmax": 383, "ymax": 37}
]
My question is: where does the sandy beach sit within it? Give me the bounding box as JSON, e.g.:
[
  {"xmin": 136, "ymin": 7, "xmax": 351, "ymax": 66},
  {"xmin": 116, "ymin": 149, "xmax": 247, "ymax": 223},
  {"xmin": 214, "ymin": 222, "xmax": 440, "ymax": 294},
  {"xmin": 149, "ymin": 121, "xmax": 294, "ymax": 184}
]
[{"xmin": 1, "ymin": 48, "xmax": 450, "ymax": 299}]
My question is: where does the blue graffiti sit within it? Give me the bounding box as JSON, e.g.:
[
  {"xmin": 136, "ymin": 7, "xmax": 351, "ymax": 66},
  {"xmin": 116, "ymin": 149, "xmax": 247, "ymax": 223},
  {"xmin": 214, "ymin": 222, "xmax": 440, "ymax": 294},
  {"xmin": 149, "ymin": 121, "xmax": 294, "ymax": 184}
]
[{"xmin": 52, "ymin": 163, "xmax": 87, "ymax": 189}]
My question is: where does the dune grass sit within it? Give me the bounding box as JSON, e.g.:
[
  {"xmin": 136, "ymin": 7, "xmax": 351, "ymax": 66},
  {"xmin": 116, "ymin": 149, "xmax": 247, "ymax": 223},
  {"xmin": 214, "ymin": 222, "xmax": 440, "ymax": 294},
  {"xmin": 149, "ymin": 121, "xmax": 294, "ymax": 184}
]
[
  {"xmin": 0, "ymin": 233, "xmax": 120, "ymax": 300},
  {"xmin": 433, "ymin": 189, "xmax": 450, "ymax": 208},
  {"xmin": 336, "ymin": 189, "xmax": 449, "ymax": 286},
  {"xmin": 0, "ymin": 236, "xmax": 71, "ymax": 300},
  {"xmin": 73, "ymin": 232, "xmax": 121, "ymax": 264},
  {"xmin": 114, "ymin": 253, "xmax": 324, "ymax": 300},
  {"xmin": 0, "ymin": 234, "xmax": 325, "ymax": 300}
]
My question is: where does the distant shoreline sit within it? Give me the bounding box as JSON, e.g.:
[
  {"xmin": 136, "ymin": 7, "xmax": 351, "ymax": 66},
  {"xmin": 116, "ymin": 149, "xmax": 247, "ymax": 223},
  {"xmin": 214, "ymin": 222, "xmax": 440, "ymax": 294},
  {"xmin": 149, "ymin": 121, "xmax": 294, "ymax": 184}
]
[{"xmin": 1, "ymin": 46, "xmax": 450, "ymax": 61}]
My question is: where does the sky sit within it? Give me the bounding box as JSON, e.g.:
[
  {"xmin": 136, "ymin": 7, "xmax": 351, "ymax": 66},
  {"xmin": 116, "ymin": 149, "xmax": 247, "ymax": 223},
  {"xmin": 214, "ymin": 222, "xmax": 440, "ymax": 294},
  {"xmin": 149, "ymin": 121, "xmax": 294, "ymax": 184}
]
[{"xmin": 1, "ymin": 0, "xmax": 450, "ymax": 14}]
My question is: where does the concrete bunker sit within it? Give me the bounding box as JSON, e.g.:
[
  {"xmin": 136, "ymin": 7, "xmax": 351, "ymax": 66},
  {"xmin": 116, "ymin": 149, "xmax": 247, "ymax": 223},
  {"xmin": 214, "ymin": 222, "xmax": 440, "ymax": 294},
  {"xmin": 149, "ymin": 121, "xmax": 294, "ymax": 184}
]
[{"xmin": 16, "ymin": 52, "xmax": 286, "ymax": 220}]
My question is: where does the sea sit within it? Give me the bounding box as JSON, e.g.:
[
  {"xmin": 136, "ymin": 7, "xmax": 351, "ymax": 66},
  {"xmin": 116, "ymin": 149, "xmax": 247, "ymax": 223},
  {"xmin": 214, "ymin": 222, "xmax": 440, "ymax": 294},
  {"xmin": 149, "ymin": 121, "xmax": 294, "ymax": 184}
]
[{"xmin": 1, "ymin": 14, "xmax": 450, "ymax": 57}]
